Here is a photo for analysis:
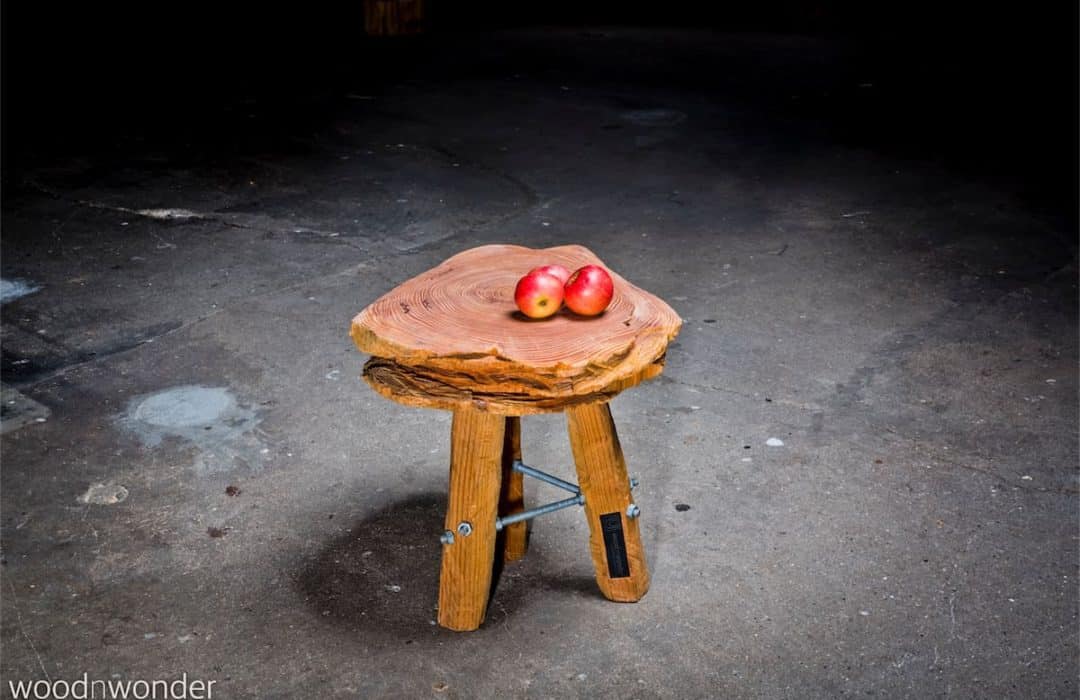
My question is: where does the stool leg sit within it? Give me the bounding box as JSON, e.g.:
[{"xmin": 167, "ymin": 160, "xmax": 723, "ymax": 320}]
[
  {"xmin": 438, "ymin": 409, "xmax": 505, "ymax": 631},
  {"xmin": 566, "ymin": 402, "xmax": 650, "ymax": 602},
  {"xmin": 500, "ymin": 416, "xmax": 529, "ymax": 562}
]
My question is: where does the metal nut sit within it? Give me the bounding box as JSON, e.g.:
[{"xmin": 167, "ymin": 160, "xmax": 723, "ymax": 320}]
[
  {"xmin": 629, "ymin": 477, "xmax": 639, "ymax": 489},
  {"xmin": 457, "ymin": 521, "xmax": 473, "ymax": 537},
  {"xmin": 626, "ymin": 504, "xmax": 641, "ymax": 519},
  {"xmin": 440, "ymin": 530, "xmax": 455, "ymax": 545}
]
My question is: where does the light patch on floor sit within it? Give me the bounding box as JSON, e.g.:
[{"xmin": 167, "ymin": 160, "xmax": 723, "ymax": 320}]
[
  {"xmin": 78, "ymin": 482, "xmax": 129, "ymax": 505},
  {"xmin": 119, "ymin": 385, "xmax": 266, "ymax": 474},
  {"xmin": 134, "ymin": 208, "xmax": 204, "ymax": 220},
  {"xmin": 1, "ymin": 278, "xmax": 41, "ymax": 304}
]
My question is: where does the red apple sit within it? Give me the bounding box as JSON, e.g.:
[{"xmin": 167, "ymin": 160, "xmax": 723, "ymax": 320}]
[
  {"xmin": 564, "ymin": 265, "xmax": 614, "ymax": 316},
  {"xmin": 529, "ymin": 264, "xmax": 571, "ymax": 285},
  {"xmin": 514, "ymin": 270, "xmax": 565, "ymax": 319}
]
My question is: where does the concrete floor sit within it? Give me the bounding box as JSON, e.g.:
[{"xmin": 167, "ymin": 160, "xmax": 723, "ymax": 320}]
[{"xmin": 2, "ymin": 29, "xmax": 1076, "ymax": 698}]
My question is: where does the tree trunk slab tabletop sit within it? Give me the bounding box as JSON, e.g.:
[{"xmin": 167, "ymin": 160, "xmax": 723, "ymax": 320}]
[{"xmin": 351, "ymin": 244, "xmax": 682, "ymax": 415}]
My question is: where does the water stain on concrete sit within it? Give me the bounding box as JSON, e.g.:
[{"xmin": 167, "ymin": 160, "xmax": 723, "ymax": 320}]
[
  {"xmin": 119, "ymin": 385, "xmax": 265, "ymax": 474},
  {"xmin": 0, "ymin": 278, "xmax": 41, "ymax": 304}
]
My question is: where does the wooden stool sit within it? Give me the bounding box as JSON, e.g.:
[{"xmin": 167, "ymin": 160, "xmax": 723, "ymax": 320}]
[{"xmin": 351, "ymin": 244, "xmax": 681, "ymax": 631}]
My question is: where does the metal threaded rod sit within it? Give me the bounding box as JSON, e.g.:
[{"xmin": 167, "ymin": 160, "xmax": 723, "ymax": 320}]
[
  {"xmin": 495, "ymin": 494, "xmax": 585, "ymax": 531},
  {"xmin": 511, "ymin": 460, "xmax": 580, "ymax": 494}
]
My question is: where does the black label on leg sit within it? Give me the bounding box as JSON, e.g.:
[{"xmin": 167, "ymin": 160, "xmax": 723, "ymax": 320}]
[{"xmin": 600, "ymin": 512, "xmax": 630, "ymax": 578}]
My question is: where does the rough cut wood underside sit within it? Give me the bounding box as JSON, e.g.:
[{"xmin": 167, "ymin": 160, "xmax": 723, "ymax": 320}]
[{"xmin": 352, "ymin": 244, "xmax": 682, "ymax": 414}]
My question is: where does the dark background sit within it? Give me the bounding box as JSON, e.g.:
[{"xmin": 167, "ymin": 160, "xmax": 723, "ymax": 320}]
[{"xmin": 3, "ymin": 2, "xmax": 1077, "ymax": 219}]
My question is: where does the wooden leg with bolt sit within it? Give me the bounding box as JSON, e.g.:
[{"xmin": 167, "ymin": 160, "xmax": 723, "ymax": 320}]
[
  {"xmin": 499, "ymin": 416, "xmax": 528, "ymax": 562},
  {"xmin": 566, "ymin": 402, "xmax": 650, "ymax": 602},
  {"xmin": 438, "ymin": 409, "xmax": 505, "ymax": 631}
]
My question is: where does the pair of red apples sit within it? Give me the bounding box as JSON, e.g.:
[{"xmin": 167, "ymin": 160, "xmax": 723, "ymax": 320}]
[{"xmin": 513, "ymin": 263, "xmax": 614, "ymax": 319}]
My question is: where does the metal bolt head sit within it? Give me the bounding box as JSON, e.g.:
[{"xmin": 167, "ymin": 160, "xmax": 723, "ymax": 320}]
[
  {"xmin": 629, "ymin": 478, "xmax": 639, "ymax": 489},
  {"xmin": 626, "ymin": 504, "xmax": 641, "ymax": 519},
  {"xmin": 457, "ymin": 521, "xmax": 473, "ymax": 537},
  {"xmin": 440, "ymin": 530, "xmax": 455, "ymax": 545}
]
